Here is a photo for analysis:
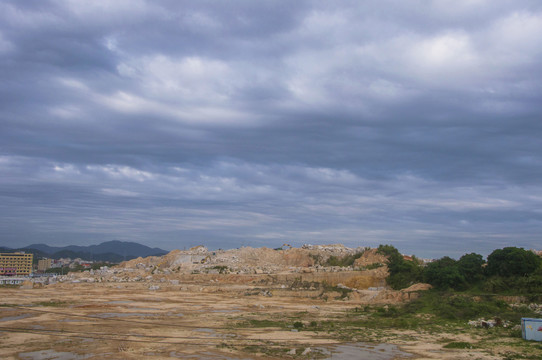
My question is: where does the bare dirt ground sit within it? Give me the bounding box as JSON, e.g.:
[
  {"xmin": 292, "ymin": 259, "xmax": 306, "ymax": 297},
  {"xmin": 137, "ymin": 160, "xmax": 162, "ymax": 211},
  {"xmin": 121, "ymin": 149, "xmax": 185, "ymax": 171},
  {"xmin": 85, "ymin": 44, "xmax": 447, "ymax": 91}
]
[
  {"xmin": 0, "ymin": 246, "xmax": 538, "ymax": 359},
  {"xmin": 0, "ymin": 279, "xmax": 529, "ymax": 360}
]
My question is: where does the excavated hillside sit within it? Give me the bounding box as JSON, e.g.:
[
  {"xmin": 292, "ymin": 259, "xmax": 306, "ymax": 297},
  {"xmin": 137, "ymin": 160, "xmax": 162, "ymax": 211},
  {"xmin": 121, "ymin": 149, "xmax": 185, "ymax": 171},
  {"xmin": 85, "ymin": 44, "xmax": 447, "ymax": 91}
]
[
  {"xmin": 114, "ymin": 245, "xmax": 391, "ymax": 291},
  {"xmin": 119, "ymin": 244, "xmax": 388, "ymax": 275},
  {"xmin": 60, "ymin": 244, "xmax": 431, "ymax": 305}
]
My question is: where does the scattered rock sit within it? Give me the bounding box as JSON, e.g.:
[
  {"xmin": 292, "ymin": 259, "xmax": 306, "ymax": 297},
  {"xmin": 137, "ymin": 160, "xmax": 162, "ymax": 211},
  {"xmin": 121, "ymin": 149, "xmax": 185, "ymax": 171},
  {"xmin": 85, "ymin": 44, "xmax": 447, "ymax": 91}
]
[{"xmin": 468, "ymin": 318, "xmax": 511, "ymax": 328}]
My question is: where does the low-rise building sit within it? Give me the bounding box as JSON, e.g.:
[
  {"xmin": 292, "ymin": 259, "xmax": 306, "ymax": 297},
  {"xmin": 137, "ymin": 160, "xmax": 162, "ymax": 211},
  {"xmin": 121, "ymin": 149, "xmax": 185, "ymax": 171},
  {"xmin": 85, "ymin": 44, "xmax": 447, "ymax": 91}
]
[{"xmin": 38, "ymin": 258, "xmax": 53, "ymax": 272}]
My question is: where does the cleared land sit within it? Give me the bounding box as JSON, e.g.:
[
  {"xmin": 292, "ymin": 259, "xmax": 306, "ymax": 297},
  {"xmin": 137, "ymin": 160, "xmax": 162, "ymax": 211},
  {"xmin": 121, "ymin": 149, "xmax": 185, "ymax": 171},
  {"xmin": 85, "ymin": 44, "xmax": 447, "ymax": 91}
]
[{"xmin": 1, "ymin": 246, "xmax": 541, "ymax": 359}]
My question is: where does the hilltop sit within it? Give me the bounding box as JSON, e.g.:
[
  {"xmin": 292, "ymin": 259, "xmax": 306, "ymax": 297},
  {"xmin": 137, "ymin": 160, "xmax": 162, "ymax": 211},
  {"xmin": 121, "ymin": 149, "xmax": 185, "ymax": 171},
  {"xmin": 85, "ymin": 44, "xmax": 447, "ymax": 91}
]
[{"xmin": 0, "ymin": 240, "xmax": 167, "ymax": 262}]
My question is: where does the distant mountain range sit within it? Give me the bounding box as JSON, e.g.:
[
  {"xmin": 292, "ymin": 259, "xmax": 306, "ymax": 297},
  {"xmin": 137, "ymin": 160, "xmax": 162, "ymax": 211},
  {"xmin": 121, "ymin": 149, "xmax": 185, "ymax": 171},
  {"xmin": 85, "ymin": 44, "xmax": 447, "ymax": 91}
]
[{"xmin": 0, "ymin": 240, "xmax": 168, "ymax": 263}]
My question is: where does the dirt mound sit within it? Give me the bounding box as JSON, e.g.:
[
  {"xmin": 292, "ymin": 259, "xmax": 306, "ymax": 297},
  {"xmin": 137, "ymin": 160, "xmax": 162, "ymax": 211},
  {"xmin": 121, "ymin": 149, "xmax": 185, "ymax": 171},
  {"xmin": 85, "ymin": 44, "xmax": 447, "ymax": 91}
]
[
  {"xmin": 282, "ymin": 248, "xmax": 315, "ymax": 267},
  {"xmin": 234, "ymin": 247, "xmax": 283, "ymax": 266},
  {"xmin": 402, "ymin": 283, "xmax": 432, "ymax": 292},
  {"xmin": 369, "ymin": 283, "xmax": 432, "ymax": 304},
  {"xmin": 354, "ymin": 248, "xmax": 388, "ymax": 268},
  {"xmin": 119, "ymin": 255, "xmax": 163, "ymax": 268}
]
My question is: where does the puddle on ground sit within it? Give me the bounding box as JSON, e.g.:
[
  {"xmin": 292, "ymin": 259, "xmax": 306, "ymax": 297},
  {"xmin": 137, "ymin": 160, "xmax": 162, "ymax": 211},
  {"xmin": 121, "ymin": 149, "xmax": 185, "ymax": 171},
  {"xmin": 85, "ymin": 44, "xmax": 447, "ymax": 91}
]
[
  {"xmin": 18, "ymin": 349, "xmax": 94, "ymax": 360},
  {"xmin": 0, "ymin": 313, "xmax": 33, "ymax": 322},
  {"xmin": 322, "ymin": 342, "xmax": 412, "ymax": 360}
]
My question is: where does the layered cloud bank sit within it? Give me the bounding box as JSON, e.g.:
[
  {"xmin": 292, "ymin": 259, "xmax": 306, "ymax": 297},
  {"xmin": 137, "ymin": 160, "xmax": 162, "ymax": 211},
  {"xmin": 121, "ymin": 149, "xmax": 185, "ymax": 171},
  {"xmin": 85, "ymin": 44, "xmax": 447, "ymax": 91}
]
[{"xmin": 1, "ymin": 1, "xmax": 542, "ymax": 257}]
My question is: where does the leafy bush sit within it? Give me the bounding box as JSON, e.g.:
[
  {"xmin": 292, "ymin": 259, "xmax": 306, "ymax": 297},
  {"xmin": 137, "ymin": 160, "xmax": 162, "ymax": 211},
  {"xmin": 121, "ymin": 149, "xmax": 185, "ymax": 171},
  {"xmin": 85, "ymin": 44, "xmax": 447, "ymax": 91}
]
[
  {"xmin": 321, "ymin": 282, "xmax": 352, "ymax": 299},
  {"xmin": 376, "ymin": 244, "xmax": 399, "ymax": 257},
  {"xmin": 290, "ymin": 277, "xmax": 320, "ymax": 289},
  {"xmin": 377, "ymin": 244, "xmax": 423, "ymax": 289},
  {"xmin": 211, "ymin": 265, "xmax": 229, "ymax": 274},
  {"xmin": 365, "ymin": 262, "xmax": 384, "ymax": 270},
  {"xmin": 293, "ymin": 321, "xmax": 304, "ymax": 329},
  {"xmin": 403, "ymin": 291, "xmax": 510, "ymax": 321},
  {"xmin": 324, "ymin": 251, "xmax": 364, "ymax": 267},
  {"xmin": 482, "ymin": 275, "xmax": 542, "ymax": 300},
  {"xmin": 443, "ymin": 341, "xmax": 475, "ymax": 349},
  {"xmin": 309, "ymin": 253, "xmax": 323, "ymax": 265}
]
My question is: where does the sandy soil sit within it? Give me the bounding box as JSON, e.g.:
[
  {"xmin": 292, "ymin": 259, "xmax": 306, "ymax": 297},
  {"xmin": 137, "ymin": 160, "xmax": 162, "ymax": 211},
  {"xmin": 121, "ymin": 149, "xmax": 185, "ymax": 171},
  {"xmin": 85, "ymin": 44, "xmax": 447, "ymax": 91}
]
[{"xmin": 0, "ymin": 279, "xmax": 525, "ymax": 360}]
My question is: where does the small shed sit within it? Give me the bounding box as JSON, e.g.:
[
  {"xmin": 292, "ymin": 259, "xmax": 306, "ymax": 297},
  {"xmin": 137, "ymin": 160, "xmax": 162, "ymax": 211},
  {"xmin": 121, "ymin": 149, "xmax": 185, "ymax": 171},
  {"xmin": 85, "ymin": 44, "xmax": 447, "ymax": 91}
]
[{"xmin": 521, "ymin": 318, "xmax": 542, "ymax": 342}]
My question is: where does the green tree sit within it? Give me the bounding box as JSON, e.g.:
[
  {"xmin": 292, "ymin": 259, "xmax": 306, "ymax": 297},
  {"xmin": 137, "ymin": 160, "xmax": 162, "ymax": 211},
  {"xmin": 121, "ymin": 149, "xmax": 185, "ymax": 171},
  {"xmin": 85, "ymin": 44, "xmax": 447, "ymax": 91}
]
[
  {"xmin": 423, "ymin": 257, "xmax": 466, "ymax": 290},
  {"xmin": 486, "ymin": 247, "xmax": 541, "ymax": 277},
  {"xmin": 377, "ymin": 244, "xmax": 423, "ymax": 290},
  {"xmin": 457, "ymin": 253, "xmax": 485, "ymax": 284}
]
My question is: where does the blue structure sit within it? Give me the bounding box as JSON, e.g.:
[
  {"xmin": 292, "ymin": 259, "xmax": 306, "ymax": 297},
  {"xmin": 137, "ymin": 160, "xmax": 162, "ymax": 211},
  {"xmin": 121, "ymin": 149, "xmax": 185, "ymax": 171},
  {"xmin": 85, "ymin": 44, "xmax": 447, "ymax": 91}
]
[{"xmin": 521, "ymin": 318, "xmax": 542, "ymax": 342}]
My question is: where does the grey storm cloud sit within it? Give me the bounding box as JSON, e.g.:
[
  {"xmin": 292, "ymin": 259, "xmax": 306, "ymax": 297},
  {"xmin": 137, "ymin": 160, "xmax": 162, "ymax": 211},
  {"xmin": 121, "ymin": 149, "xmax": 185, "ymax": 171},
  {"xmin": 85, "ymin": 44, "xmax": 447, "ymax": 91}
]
[{"xmin": 1, "ymin": 0, "xmax": 542, "ymax": 258}]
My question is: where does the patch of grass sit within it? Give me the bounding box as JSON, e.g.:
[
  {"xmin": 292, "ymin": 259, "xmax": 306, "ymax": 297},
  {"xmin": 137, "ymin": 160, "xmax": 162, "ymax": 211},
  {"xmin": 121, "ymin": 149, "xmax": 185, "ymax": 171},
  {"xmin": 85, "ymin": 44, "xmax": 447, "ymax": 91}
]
[
  {"xmin": 210, "ymin": 265, "xmax": 229, "ymax": 274},
  {"xmin": 364, "ymin": 262, "xmax": 384, "ymax": 270},
  {"xmin": 500, "ymin": 352, "xmax": 540, "ymax": 360},
  {"xmin": 325, "ymin": 251, "xmax": 365, "ymax": 267},
  {"xmin": 443, "ymin": 341, "xmax": 476, "ymax": 349},
  {"xmin": 309, "ymin": 253, "xmax": 323, "ymax": 265},
  {"xmin": 321, "ymin": 282, "xmax": 352, "ymax": 300},
  {"xmin": 289, "ymin": 277, "xmax": 320, "ymax": 290},
  {"xmin": 245, "ymin": 319, "xmax": 285, "ymax": 328},
  {"xmin": 293, "ymin": 321, "xmax": 304, "ymax": 330},
  {"xmin": 398, "ymin": 290, "xmax": 538, "ymax": 322}
]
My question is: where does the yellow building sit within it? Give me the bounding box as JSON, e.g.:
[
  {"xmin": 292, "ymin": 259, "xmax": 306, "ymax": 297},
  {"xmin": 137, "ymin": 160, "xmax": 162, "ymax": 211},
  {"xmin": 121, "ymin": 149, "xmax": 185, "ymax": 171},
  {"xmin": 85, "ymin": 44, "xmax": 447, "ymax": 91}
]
[
  {"xmin": 0, "ymin": 252, "xmax": 33, "ymax": 276},
  {"xmin": 38, "ymin": 258, "xmax": 53, "ymax": 272}
]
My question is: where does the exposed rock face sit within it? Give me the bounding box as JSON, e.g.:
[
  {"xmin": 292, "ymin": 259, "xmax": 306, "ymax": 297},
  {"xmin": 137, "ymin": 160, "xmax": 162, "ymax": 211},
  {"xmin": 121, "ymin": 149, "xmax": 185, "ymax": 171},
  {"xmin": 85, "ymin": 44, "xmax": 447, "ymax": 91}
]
[{"xmin": 120, "ymin": 244, "xmax": 371, "ymax": 275}]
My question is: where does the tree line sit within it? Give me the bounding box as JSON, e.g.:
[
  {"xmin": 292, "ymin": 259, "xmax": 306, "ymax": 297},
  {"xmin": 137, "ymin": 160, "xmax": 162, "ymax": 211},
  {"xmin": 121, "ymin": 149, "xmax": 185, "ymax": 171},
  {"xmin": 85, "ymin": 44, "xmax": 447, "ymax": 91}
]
[{"xmin": 378, "ymin": 245, "xmax": 542, "ymax": 297}]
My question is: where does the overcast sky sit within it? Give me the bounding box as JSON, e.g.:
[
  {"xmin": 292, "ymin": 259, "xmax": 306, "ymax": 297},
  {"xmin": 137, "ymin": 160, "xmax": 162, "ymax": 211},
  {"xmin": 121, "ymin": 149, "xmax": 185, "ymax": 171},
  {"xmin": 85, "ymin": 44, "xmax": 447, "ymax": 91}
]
[{"xmin": 1, "ymin": 1, "xmax": 542, "ymax": 258}]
